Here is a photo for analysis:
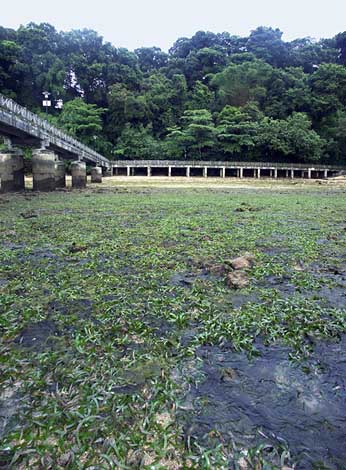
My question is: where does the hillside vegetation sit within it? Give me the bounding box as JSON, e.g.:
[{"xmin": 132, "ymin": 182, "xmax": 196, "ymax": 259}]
[{"xmin": 1, "ymin": 24, "xmax": 346, "ymax": 163}]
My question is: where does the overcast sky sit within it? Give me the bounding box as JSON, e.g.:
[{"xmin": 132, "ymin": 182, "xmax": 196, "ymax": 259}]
[{"xmin": 2, "ymin": 0, "xmax": 346, "ymax": 51}]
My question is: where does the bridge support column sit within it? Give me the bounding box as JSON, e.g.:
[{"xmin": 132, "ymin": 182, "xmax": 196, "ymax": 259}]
[
  {"xmin": 186, "ymin": 166, "xmax": 190, "ymax": 178},
  {"xmin": 168, "ymin": 166, "xmax": 171, "ymax": 177},
  {"xmin": 239, "ymin": 168, "xmax": 243, "ymax": 179},
  {"xmin": 32, "ymin": 150, "xmax": 56, "ymax": 191},
  {"xmin": 71, "ymin": 161, "xmax": 87, "ymax": 189},
  {"xmin": 324, "ymin": 169, "xmax": 328, "ymax": 179},
  {"xmin": 91, "ymin": 166, "xmax": 102, "ymax": 183},
  {"xmin": 274, "ymin": 169, "xmax": 278, "ymax": 179},
  {"xmin": 55, "ymin": 161, "xmax": 66, "ymax": 188},
  {"xmin": 307, "ymin": 169, "xmax": 312, "ymax": 179},
  {"xmin": 127, "ymin": 166, "xmax": 131, "ymax": 177},
  {"xmin": 291, "ymin": 169, "xmax": 294, "ymax": 179},
  {"xmin": 0, "ymin": 150, "xmax": 25, "ymax": 193},
  {"xmin": 257, "ymin": 168, "xmax": 261, "ymax": 178},
  {"xmin": 203, "ymin": 167, "xmax": 208, "ymax": 178},
  {"xmin": 221, "ymin": 167, "xmax": 226, "ymax": 178},
  {"xmin": 147, "ymin": 167, "xmax": 151, "ymax": 177}
]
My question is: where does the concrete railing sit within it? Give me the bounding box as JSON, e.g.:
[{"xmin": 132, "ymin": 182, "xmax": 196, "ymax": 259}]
[
  {"xmin": 111, "ymin": 160, "xmax": 345, "ymax": 170},
  {"xmin": 0, "ymin": 94, "xmax": 110, "ymax": 168}
]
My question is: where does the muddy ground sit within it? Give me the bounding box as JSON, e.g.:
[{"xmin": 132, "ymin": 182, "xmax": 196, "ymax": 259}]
[{"xmin": 1, "ymin": 180, "xmax": 346, "ymax": 469}]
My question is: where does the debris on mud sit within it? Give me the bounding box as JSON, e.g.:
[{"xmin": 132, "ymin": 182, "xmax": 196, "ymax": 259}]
[
  {"xmin": 68, "ymin": 242, "xmax": 88, "ymax": 254},
  {"xmin": 234, "ymin": 203, "xmax": 262, "ymax": 212},
  {"xmin": 0, "ymin": 381, "xmax": 23, "ymax": 441},
  {"xmin": 20, "ymin": 211, "xmax": 38, "ymax": 219}
]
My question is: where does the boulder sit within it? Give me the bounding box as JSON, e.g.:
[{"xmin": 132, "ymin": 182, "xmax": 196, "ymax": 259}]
[
  {"xmin": 226, "ymin": 271, "xmax": 249, "ymax": 289},
  {"xmin": 226, "ymin": 253, "xmax": 255, "ymax": 270}
]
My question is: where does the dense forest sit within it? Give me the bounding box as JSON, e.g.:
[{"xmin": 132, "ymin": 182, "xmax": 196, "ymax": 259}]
[{"xmin": 1, "ymin": 23, "xmax": 346, "ymax": 163}]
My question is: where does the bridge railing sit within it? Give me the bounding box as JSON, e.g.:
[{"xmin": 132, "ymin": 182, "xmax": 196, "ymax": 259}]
[
  {"xmin": 0, "ymin": 94, "xmax": 109, "ymax": 167},
  {"xmin": 111, "ymin": 160, "xmax": 345, "ymax": 170}
]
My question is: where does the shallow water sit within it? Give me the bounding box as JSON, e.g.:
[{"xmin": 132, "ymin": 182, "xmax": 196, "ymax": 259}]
[{"xmin": 182, "ymin": 337, "xmax": 346, "ymax": 469}]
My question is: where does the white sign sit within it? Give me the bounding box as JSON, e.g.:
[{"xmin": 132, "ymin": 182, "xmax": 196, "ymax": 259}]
[{"xmin": 43, "ymin": 100, "xmax": 51, "ymax": 107}]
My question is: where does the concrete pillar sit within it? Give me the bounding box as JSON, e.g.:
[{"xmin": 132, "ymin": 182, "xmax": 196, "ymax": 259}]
[
  {"xmin": 286, "ymin": 170, "xmax": 289, "ymax": 178},
  {"xmin": 147, "ymin": 167, "xmax": 151, "ymax": 177},
  {"xmin": 55, "ymin": 161, "xmax": 66, "ymax": 188},
  {"xmin": 168, "ymin": 166, "xmax": 171, "ymax": 177},
  {"xmin": 221, "ymin": 167, "xmax": 226, "ymax": 178},
  {"xmin": 32, "ymin": 150, "xmax": 56, "ymax": 191},
  {"xmin": 239, "ymin": 168, "xmax": 243, "ymax": 179},
  {"xmin": 307, "ymin": 169, "xmax": 312, "ymax": 179},
  {"xmin": 91, "ymin": 166, "xmax": 102, "ymax": 183},
  {"xmin": 127, "ymin": 166, "xmax": 131, "ymax": 177},
  {"xmin": 291, "ymin": 169, "xmax": 294, "ymax": 179},
  {"xmin": 324, "ymin": 169, "xmax": 328, "ymax": 179},
  {"xmin": 274, "ymin": 169, "xmax": 278, "ymax": 179},
  {"xmin": 257, "ymin": 168, "xmax": 261, "ymax": 179},
  {"xmin": 71, "ymin": 161, "xmax": 87, "ymax": 189},
  {"xmin": 0, "ymin": 151, "xmax": 25, "ymax": 193},
  {"xmin": 203, "ymin": 167, "xmax": 208, "ymax": 178},
  {"xmin": 186, "ymin": 166, "xmax": 190, "ymax": 178}
]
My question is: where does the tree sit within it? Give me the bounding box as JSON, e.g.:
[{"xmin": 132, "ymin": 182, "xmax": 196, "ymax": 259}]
[
  {"xmin": 188, "ymin": 81, "xmax": 214, "ymax": 110},
  {"xmin": 246, "ymin": 27, "xmax": 289, "ymax": 68},
  {"xmin": 257, "ymin": 113, "xmax": 325, "ymax": 163},
  {"xmin": 135, "ymin": 47, "xmax": 168, "ymax": 72},
  {"xmin": 181, "ymin": 109, "xmax": 216, "ymax": 159},
  {"xmin": 114, "ymin": 124, "xmax": 163, "ymax": 159},
  {"xmin": 211, "ymin": 59, "xmax": 273, "ymax": 108},
  {"xmin": 0, "ymin": 22, "xmax": 345, "ymax": 165},
  {"xmin": 0, "ymin": 39, "xmax": 22, "ymax": 98},
  {"xmin": 58, "ymin": 98, "xmax": 111, "ymax": 154},
  {"xmin": 216, "ymin": 105, "xmax": 261, "ymax": 158},
  {"xmin": 335, "ymin": 32, "xmax": 346, "ymax": 65}
]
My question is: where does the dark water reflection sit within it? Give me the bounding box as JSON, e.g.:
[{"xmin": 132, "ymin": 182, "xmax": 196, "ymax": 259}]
[{"xmin": 184, "ymin": 337, "xmax": 346, "ymax": 469}]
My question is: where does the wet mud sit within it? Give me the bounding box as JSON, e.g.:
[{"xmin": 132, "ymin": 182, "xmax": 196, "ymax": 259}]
[
  {"xmin": 170, "ymin": 271, "xmax": 213, "ymax": 287},
  {"xmin": 181, "ymin": 338, "xmax": 346, "ymax": 469},
  {"xmin": 14, "ymin": 320, "xmax": 59, "ymax": 352}
]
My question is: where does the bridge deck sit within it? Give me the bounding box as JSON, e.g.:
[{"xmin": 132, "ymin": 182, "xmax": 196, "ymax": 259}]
[
  {"xmin": 111, "ymin": 160, "xmax": 345, "ymax": 178},
  {"xmin": 0, "ymin": 94, "xmax": 110, "ymax": 168}
]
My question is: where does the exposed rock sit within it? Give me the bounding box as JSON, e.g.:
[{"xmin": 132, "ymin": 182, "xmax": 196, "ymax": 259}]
[
  {"xmin": 221, "ymin": 367, "xmax": 237, "ymax": 382},
  {"xmin": 155, "ymin": 411, "xmax": 174, "ymax": 429},
  {"xmin": 226, "ymin": 253, "xmax": 255, "ymax": 271},
  {"xmin": 57, "ymin": 452, "xmax": 73, "ymax": 467},
  {"xmin": 207, "ymin": 263, "xmax": 226, "ymax": 276},
  {"xmin": 293, "ymin": 262, "xmax": 305, "ymax": 271},
  {"xmin": 226, "ymin": 271, "xmax": 249, "ymax": 289}
]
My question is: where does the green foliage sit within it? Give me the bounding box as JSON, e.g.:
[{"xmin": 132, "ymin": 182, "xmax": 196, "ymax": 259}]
[
  {"xmin": 0, "ymin": 22, "xmax": 346, "ymax": 163},
  {"xmin": 58, "ymin": 98, "xmax": 112, "ymax": 154},
  {"xmin": 1, "ymin": 185, "xmax": 346, "ymax": 469},
  {"xmin": 114, "ymin": 124, "xmax": 163, "ymax": 159},
  {"xmin": 216, "ymin": 105, "xmax": 261, "ymax": 157},
  {"xmin": 211, "ymin": 59, "xmax": 273, "ymax": 107},
  {"xmin": 257, "ymin": 113, "xmax": 325, "ymax": 162}
]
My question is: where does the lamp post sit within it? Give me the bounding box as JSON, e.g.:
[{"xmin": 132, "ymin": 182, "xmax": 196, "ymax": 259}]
[
  {"xmin": 42, "ymin": 91, "xmax": 51, "ymax": 114},
  {"xmin": 55, "ymin": 99, "xmax": 64, "ymax": 110},
  {"xmin": 42, "ymin": 92, "xmax": 64, "ymax": 114}
]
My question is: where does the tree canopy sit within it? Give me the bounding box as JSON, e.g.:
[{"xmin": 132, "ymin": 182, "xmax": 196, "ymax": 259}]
[{"xmin": 1, "ymin": 23, "xmax": 346, "ymax": 164}]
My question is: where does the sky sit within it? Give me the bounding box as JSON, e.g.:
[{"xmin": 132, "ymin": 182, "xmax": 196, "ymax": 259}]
[{"xmin": 2, "ymin": 0, "xmax": 346, "ymax": 51}]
